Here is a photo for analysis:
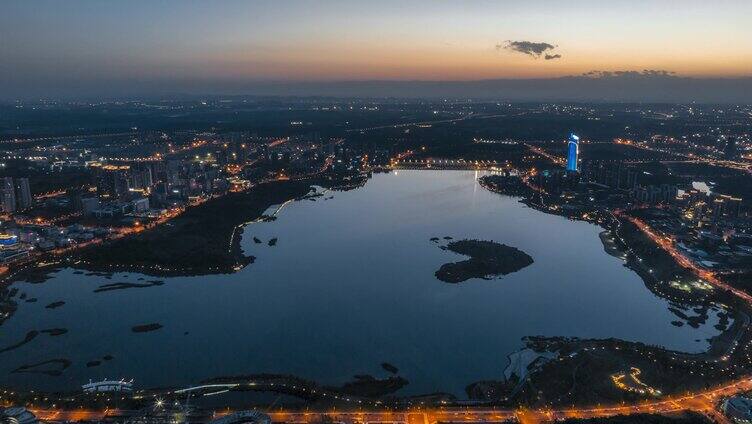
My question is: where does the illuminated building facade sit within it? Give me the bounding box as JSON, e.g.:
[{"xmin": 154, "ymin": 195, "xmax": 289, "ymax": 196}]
[
  {"xmin": 0, "ymin": 233, "xmax": 28, "ymax": 264},
  {"xmin": 0, "ymin": 234, "xmax": 19, "ymax": 247},
  {"xmin": 96, "ymin": 165, "xmax": 131, "ymax": 199},
  {"xmin": 566, "ymin": 133, "xmax": 579, "ymax": 172}
]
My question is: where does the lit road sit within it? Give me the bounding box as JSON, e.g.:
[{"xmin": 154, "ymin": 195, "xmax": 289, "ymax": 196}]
[
  {"xmin": 525, "ymin": 144, "xmax": 565, "ymax": 167},
  {"xmin": 618, "ymin": 213, "xmax": 752, "ymax": 305},
  {"xmin": 345, "ymin": 112, "xmax": 522, "ymax": 133},
  {"xmin": 28, "ymin": 376, "xmax": 752, "ymax": 423},
  {"xmin": 345, "ymin": 113, "xmax": 478, "ymax": 132},
  {"xmin": 0, "ymin": 131, "xmax": 137, "ymax": 145},
  {"xmin": 614, "ymin": 139, "xmax": 752, "ymax": 174},
  {"xmin": 33, "ymin": 185, "xmax": 94, "ymax": 201}
]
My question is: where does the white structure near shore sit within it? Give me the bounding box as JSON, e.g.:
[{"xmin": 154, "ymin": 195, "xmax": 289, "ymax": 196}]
[{"xmin": 82, "ymin": 379, "xmax": 133, "ymax": 393}]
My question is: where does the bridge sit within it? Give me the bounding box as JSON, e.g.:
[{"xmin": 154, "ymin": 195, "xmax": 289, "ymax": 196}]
[{"xmin": 390, "ymin": 158, "xmax": 511, "ymax": 171}]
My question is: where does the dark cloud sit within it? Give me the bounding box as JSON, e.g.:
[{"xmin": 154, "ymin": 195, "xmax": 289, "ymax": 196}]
[
  {"xmin": 544, "ymin": 54, "xmax": 561, "ymax": 60},
  {"xmin": 498, "ymin": 40, "xmax": 559, "ymax": 59},
  {"xmin": 582, "ymin": 69, "xmax": 677, "ymax": 78}
]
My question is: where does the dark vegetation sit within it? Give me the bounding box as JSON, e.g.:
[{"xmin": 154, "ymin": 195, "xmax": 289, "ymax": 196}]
[
  {"xmin": 131, "ymin": 323, "xmax": 163, "ymax": 333},
  {"xmin": 11, "ymin": 359, "xmax": 71, "ymax": 377},
  {"xmin": 0, "ymin": 159, "xmax": 91, "ymax": 194},
  {"xmin": 40, "ymin": 328, "xmax": 67, "ymax": 336},
  {"xmin": 334, "ymin": 375, "xmax": 408, "ymax": 397},
  {"xmin": 204, "ymin": 372, "xmax": 408, "ymax": 401},
  {"xmin": 381, "ymin": 362, "xmax": 399, "ymax": 374},
  {"xmin": 435, "ymin": 239, "xmax": 534, "ymax": 283},
  {"xmin": 44, "ymin": 301, "xmax": 65, "ymax": 309},
  {"xmin": 78, "ymin": 180, "xmax": 314, "ymax": 275},
  {"xmin": 0, "ymin": 331, "xmax": 38, "ymax": 353},
  {"xmin": 93, "ymin": 281, "xmax": 164, "ymax": 293}
]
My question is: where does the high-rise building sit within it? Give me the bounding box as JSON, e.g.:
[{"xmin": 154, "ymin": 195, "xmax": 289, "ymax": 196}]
[
  {"xmin": 14, "ymin": 178, "xmax": 32, "ymax": 211},
  {"xmin": 96, "ymin": 165, "xmax": 130, "ymax": 199},
  {"xmin": 1, "ymin": 177, "xmax": 16, "ymax": 213},
  {"xmin": 129, "ymin": 165, "xmax": 153, "ymax": 190},
  {"xmin": 566, "ymin": 133, "xmax": 580, "ymax": 172}
]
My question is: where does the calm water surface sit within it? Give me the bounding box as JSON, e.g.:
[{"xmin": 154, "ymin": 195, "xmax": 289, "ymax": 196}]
[{"xmin": 0, "ymin": 171, "xmax": 724, "ymax": 396}]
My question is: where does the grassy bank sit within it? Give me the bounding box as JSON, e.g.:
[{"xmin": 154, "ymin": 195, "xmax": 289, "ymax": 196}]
[{"xmin": 76, "ymin": 179, "xmax": 315, "ymax": 276}]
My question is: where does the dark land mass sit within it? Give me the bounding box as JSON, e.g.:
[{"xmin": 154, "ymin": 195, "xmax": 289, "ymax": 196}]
[
  {"xmin": 85, "ymin": 271, "xmax": 113, "ymax": 277},
  {"xmin": 203, "ymin": 372, "xmax": 408, "ymax": 403},
  {"xmin": 0, "ymin": 328, "xmax": 68, "ymax": 353},
  {"xmin": 11, "ymin": 358, "xmax": 71, "ymax": 377},
  {"xmin": 131, "ymin": 323, "xmax": 163, "ymax": 333},
  {"xmin": 76, "ymin": 179, "xmax": 315, "ymax": 276},
  {"xmin": 332, "ymin": 375, "xmax": 408, "ymax": 397},
  {"xmin": 268, "ymin": 237, "xmax": 278, "ymax": 246},
  {"xmin": 253, "ymin": 237, "xmax": 262, "ymax": 244},
  {"xmin": 381, "ymin": 362, "xmax": 399, "ymax": 374},
  {"xmin": 466, "ymin": 380, "xmax": 517, "ymax": 401},
  {"xmin": 0, "ymin": 331, "xmax": 38, "ymax": 353},
  {"xmin": 561, "ymin": 412, "xmax": 711, "ymax": 424},
  {"xmin": 2, "ymin": 263, "xmax": 64, "ymax": 287},
  {"xmin": 40, "ymin": 328, "xmax": 68, "ymax": 336},
  {"xmin": 44, "ymin": 301, "xmax": 65, "ymax": 309},
  {"xmin": 93, "ymin": 281, "xmax": 164, "ymax": 293},
  {"xmin": 435, "ymin": 239, "xmax": 534, "ymax": 283}
]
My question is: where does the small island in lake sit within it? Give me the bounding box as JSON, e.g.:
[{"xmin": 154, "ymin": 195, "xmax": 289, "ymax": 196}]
[
  {"xmin": 45, "ymin": 301, "xmax": 65, "ymax": 309},
  {"xmin": 131, "ymin": 323, "xmax": 163, "ymax": 333},
  {"xmin": 435, "ymin": 239, "xmax": 534, "ymax": 283}
]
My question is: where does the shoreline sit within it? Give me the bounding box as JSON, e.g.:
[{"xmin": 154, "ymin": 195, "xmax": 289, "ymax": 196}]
[
  {"xmin": 481, "ymin": 174, "xmax": 748, "ymax": 357},
  {"xmin": 68, "ymin": 179, "xmax": 316, "ymax": 278},
  {"xmin": 478, "ymin": 173, "xmax": 752, "ymax": 404},
  {"xmin": 2, "ymin": 170, "xmax": 752, "ymax": 409}
]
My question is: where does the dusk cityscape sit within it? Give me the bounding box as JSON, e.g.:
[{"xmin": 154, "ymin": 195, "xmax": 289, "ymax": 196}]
[{"xmin": 1, "ymin": 1, "xmax": 752, "ymax": 423}]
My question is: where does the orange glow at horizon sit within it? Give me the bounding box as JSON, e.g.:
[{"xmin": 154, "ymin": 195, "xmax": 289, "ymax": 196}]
[{"xmin": 188, "ymin": 37, "xmax": 752, "ymax": 81}]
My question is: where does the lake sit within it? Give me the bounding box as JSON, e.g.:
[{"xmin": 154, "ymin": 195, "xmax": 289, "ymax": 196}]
[{"xmin": 0, "ymin": 170, "xmax": 725, "ymax": 396}]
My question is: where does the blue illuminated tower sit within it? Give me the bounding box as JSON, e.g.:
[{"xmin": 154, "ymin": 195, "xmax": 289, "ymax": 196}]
[{"xmin": 566, "ymin": 133, "xmax": 580, "ymax": 172}]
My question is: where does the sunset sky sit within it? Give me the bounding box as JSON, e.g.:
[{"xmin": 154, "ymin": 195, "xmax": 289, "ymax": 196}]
[{"xmin": 2, "ymin": 0, "xmax": 751, "ymax": 98}]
